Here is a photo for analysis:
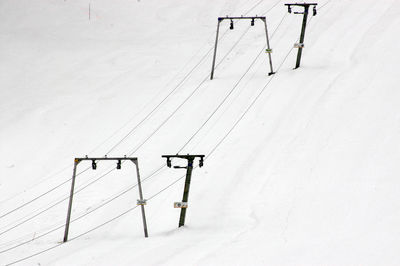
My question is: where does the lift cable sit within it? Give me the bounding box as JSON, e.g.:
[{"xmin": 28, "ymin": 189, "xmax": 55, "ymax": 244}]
[
  {"xmin": 0, "ymin": 167, "xmax": 119, "ymax": 236},
  {"xmin": 244, "ymin": 0, "xmax": 282, "ymax": 16},
  {"xmin": 126, "ymin": 26, "xmax": 253, "ymax": 156},
  {"xmin": 104, "ymin": 30, "xmax": 230, "ymax": 155},
  {"xmin": 0, "ymin": 167, "xmax": 90, "ymax": 219}
]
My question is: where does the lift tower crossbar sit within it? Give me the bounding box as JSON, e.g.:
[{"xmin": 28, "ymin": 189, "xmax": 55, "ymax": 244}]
[
  {"xmin": 63, "ymin": 156, "xmax": 148, "ymax": 242},
  {"xmin": 210, "ymin": 16, "xmax": 275, "ymax": 80},
  {"xmin": 162, "ymin": 154, "xmax": 205, "ymax": 227},
  {"xmin": 285, "ymin": 2, "xmax": 318, "ymax": 69}
]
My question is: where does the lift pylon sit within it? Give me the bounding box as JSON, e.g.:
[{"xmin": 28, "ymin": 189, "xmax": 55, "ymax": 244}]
[
  {"xmin": 210, "ymin": 16, "xmax": 275, "ymax": 80},
  {"xmin": 162, "ymin": 154, "xmax": 205, "ymax": 227},
  {"xmin": 285, "ymin": 3, "xmax": 318, "ymax": 69},
  {"xmin": 63, "ymin": 156, "xmax": 148, "ymax": 242}
]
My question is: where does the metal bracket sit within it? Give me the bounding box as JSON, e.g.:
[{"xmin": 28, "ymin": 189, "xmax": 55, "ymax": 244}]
[
  {"xmin": 294, "ymin": 43, "xmax": 305, "ymax": 48},
  {"xmin": 174, "ymin": 202, "xmax": 188, "ymax": 208},
  {"xmin": 137, "ymin": 199, "xmax": 147, "ymax": 205}
]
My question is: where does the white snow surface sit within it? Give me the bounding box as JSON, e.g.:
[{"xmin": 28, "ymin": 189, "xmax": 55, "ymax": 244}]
[{"xmin": 1, "ymin": 0, "xmax": 400, "ymax": 265}]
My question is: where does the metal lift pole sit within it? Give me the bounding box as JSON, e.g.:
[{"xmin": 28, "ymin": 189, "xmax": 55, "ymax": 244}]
[
  {"xmin": 210, "ymin": 19, "xmax": 221, "ymax": 80},
  {"xmin": 262, "ymin": 18, "xmax": 275, "ymax": 75},
  {"xmin": 179, "ymin": 157, "xmax": 194, "ymax": 227},
  {"xmin": 63, "ymin": 156, "xmax": 149, "ymax": 242},
  {"xmin": 295, "ymin": 5, "xmax": 310, "ymax": 69},
  {"xmin": 210, "ymin": 16, "xmax": 275, "ymax": 79},
  {"xmin": 63, "ymin": 158, "xmax": 80, "ymax": 243},
  {"xmin": 134, "ymin": 159, "xmax": 148, "ymax": 237}
]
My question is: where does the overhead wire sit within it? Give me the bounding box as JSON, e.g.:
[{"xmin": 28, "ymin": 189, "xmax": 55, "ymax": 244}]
[
  {"xmin": 104, "ymin": 29, "xmax": 230, "ymax": 155},
  {"xmin": 0, "ymin": 167, "xmax": 90, "ymax": 219},
  {"xmin": 88, "ymin": 29, "xmax": 228, "ymax": 156},
  {"xmin": 0, "ymin": 166, "xmax": 119, "ymax": 236},
  {"xmin": 126, "ymin": 26, "xmax": 253, "ymax": 156}
]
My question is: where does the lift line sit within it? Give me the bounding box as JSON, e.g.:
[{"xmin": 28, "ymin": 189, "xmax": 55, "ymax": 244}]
[{"xmin": 210, "ymin": 16, "xmax": 275, "ymax": 80}]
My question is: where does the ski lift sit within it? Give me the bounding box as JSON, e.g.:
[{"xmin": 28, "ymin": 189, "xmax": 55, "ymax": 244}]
[
  {"xmin": 288, "ymin": 5, "xmax": 292, "ymax": 13},
  {"xmin": 116, "ymin": 160, "xmax": 121, "ymax": 170},
  {"xmin": 230, "ymin": 19, "xmax": 234, "ymax": 30},
  {"xmin": 167, "ymin": 158, "xmax": 172, "ymax": 168},
  {"xmin": 251, "ymin": 18, "xmax": 255, "ymax": 26},
  {"xmin": 313, "ymin": 6, "xmax": 317, "ymax": 16}
]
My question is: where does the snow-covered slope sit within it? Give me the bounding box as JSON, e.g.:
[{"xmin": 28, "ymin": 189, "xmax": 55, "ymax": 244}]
[{"xmin": 1, "ymin": 0, "xmax": 400, "ymax": 265}]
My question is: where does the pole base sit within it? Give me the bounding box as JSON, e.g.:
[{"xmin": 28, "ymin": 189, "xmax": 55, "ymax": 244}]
[{"xmin": 268, "ymin": 72, "xmax": 275, "ymax": 76}]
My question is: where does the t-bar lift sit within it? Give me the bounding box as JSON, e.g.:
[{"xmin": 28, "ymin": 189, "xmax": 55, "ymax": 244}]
[
  {"xmin": 162, "ymin": 154, "xmax": 205, "ymax": 227},
  {"xmin": 63, "ymin": 156, "xmax": 148, "ymax": 242},
  {"xmin": 285, "ymin": 3, "xmax": 317, "ymax": 69},
  {"xmin": 210, "ymin": 16, "xmax": 275, "ymax": 80}
]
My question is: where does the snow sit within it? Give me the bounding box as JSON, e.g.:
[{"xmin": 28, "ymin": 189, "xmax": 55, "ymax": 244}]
[{"xmin": 1, "ymin": 0, "xmax": 400, "ymax": 265}]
